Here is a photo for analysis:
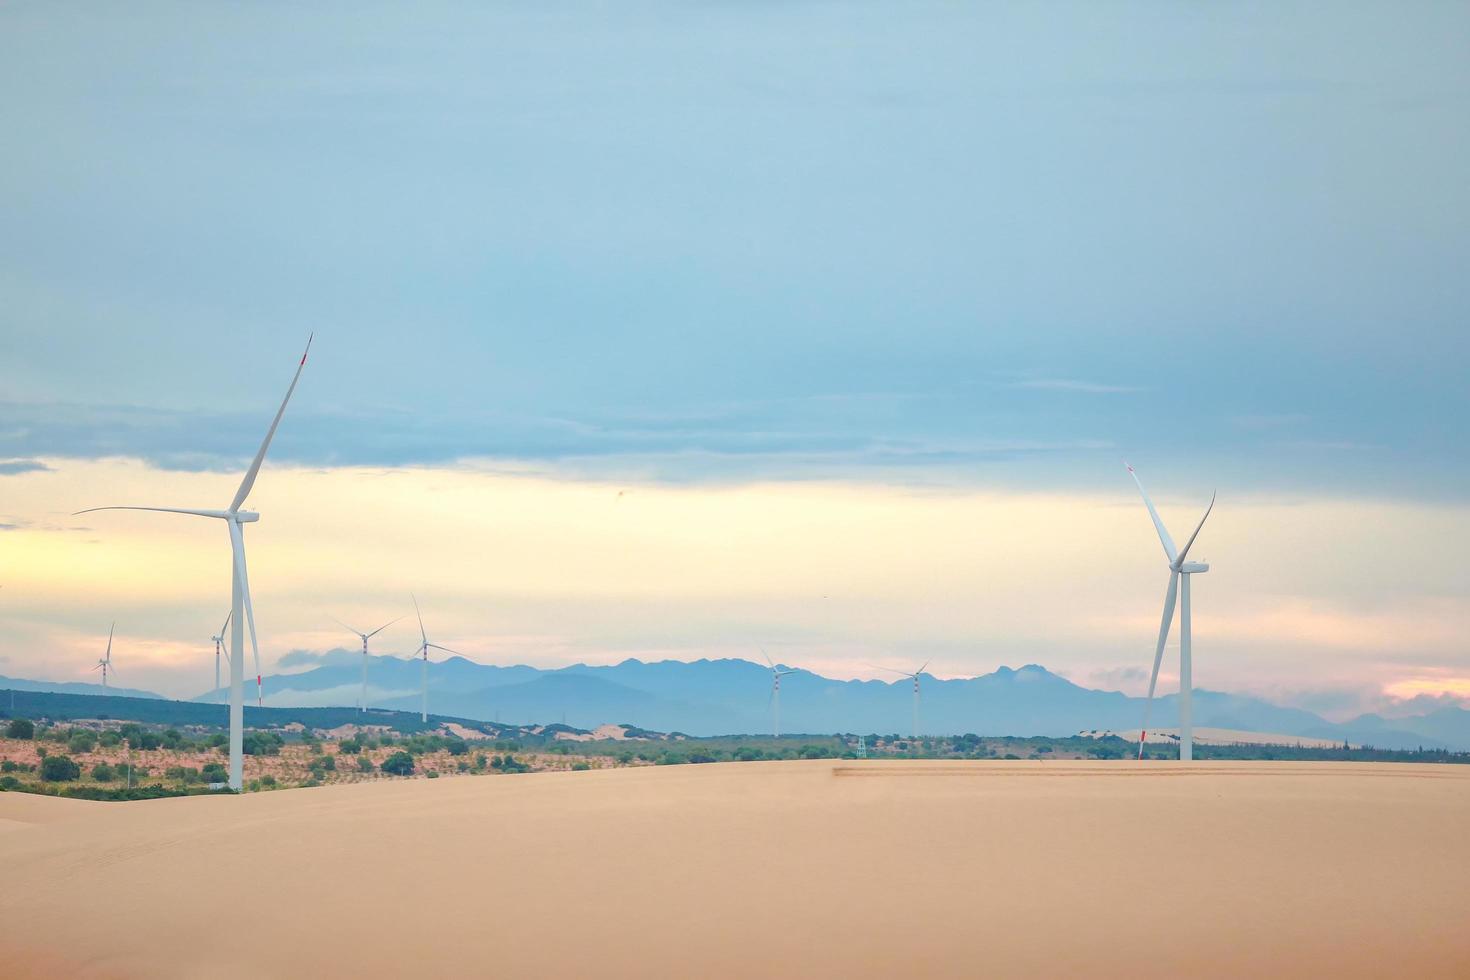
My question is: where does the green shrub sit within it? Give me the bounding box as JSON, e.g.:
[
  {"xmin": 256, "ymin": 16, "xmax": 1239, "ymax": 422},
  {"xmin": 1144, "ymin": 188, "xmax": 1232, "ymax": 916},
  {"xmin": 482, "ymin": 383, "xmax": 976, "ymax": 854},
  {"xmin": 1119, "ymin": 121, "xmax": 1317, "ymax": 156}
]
[
  {"xmin": 5, "ymin": 718, "xmax": 34, "ymax": 739},
  {"xmin": 98, "ymin": 731, "xmax": 121, "ymax": 747},
  {"xmin": 0, "ymin": 775, "xmax": 19, "ymax": 790},
  {"xmin": 426, "ymin": 771, "xmax": 440, "ymax": 779},
  {"xmin": 91, "ymin": 763, "xmax": 115, "ymax": 782},
  {"xmin": 41, "ymin": 755, "xmax": 81, "ymax": 782},
  {"xmin": 380, "ymin": 751, "xmax": 415, "ymax": 776},
  {"xmin": 241, "ymin": 732, "xmax": 283, "ymax": 756},
  {"xmin": 571, "ymin": 761, "xmax": 591, "ymax": 771},
  {"xmin": 357, "ymin": 756, "xmax": 375, "ymax": 773}
]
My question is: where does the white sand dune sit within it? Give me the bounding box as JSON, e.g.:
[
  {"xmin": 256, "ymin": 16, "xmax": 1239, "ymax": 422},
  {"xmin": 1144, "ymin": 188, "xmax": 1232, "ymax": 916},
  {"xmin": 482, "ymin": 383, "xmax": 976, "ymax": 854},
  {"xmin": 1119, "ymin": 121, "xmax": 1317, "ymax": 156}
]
[{"xmin": 1, "ymin": 760, "xmax": 1467, "ymax": 978}]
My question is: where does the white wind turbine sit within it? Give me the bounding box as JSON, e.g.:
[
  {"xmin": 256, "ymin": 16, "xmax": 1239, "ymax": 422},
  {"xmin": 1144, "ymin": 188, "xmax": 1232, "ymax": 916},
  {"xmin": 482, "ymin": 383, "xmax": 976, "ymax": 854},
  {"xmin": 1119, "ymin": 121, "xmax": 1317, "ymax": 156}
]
[
  {"xmin": 761, "ymin": 649, "xmax": 796, "ymax": 738},
  {"xmin": 1126, "ymin": 463, "xmax": 1215, "ymax": 762},
  {"xmin": 331, "ymin": 614, "xmax": 403, "ymax": 712},
  {"xmin": 77, "ymin": 336, "xmax": 313, "ymax": 791},
  {"xmin": 211, "ymin": 611, "xmax": 231, "ymax": 704},
  {"xmin": 408, "ymin": 594, "xmax": 461, "ymax": 723},
  {"xmin": 873, "ymin": 661, "xmax": 931, "ymax": 739},
  {"xmin": 93, "ymin": 622, "xmax": 115, "ymax": 687}
]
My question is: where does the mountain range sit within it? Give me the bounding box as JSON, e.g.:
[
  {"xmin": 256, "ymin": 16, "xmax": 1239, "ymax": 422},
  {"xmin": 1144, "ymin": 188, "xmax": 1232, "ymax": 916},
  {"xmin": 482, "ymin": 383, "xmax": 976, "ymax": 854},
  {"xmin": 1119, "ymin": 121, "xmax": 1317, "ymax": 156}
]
[{"xmin": 177, "ymin": 655, "xmax": 1470, "ymax": 751}]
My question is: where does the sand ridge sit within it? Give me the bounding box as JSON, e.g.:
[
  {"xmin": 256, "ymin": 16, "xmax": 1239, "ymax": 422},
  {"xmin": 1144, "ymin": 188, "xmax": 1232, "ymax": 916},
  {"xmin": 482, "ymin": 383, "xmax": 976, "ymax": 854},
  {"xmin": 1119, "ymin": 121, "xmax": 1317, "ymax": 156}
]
[{"xmin": 1, "ymin": 760, "xmax": 1467, "ymax": 978}]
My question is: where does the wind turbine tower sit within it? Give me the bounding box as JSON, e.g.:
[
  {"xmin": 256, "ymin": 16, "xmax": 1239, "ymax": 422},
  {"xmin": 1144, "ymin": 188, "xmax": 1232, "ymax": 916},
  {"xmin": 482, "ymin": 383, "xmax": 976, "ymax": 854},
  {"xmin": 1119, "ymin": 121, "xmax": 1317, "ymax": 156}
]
[
  {"xmin": 1126, "ymin": 463, "xmax": 1216, "ymax": 762},
  {"xmin": 332, "ymin": 615, "xmax": 402, "ymax": 712},
  {"xmin": 211, "ymin": 611, "xmax": 231, "ymax": 704},
  {"xmin": 762, "ymin": 650, "xmax": 796, "ymax": 738},
  {"xmin": 873, "ymin": 661, "xmax": 931, "ymax": 739},
  {"xmin": 94, "ymin": 622, "xmax": 115, "ymax": 687},
  {"xmin": 78, "ymin": 336, "xmax": 313, "ymax": 790},
  {"xmin": 408, "ymin": 594, "xmax": 461, "ymax": 723}
]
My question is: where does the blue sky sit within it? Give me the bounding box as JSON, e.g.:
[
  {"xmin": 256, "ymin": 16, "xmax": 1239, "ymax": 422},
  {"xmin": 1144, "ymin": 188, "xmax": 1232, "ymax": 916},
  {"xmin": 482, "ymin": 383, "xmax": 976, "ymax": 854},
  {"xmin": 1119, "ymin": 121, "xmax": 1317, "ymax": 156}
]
[{"xmin": 1, "ymin": 2, "xmax": 1467, "ymax": 711}]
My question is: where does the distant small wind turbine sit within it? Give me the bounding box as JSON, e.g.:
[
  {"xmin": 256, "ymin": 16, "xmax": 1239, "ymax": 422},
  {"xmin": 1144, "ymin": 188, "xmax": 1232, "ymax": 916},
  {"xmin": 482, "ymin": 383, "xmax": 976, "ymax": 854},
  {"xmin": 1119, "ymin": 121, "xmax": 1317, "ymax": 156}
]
[
  {"xmin": 332, "ymin": 614, "xmax": 402, "ymax": 712},
  {"xmin": 93, "ymin": 622, "xmax": 115, "ymax": 687},
  {"xmin": 1126, "ymin": 463, "xmax": 1215, "ymax": 762},
  {"xmin": 211, "ymin": 611, "xmax": 231, "ymax": 704},
  {"xmin": 873, "ymin": 661, "xmax": 931, "ymax": 739},
  {"xmin": 77, "ymin": 335, "xmax": 312, "ymax": 791},
  {"xmin": 408, "ymin": 594, "xmax": 461, "ymax": 723},
  {"xmin": 761, "ymin": 649, "xmax": 796, "ymax": 738}
]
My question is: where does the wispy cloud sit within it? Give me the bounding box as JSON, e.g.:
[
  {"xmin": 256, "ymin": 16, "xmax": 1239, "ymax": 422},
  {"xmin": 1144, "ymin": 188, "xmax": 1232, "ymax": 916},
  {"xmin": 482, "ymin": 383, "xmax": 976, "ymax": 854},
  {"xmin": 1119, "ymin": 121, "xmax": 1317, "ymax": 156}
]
[
  {"xmin": 1007, "ymin": 379, "xmax": 1142, "ymax": 394},
  {"xmin": 0, "ymin": 458, "xmax": 51, "ymax": 476}
]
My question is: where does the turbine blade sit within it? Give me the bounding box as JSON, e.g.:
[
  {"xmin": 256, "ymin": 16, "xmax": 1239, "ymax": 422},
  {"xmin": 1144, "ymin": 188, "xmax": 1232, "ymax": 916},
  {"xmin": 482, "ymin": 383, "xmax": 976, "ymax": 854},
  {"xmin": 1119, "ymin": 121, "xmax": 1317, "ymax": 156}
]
[
  {"xmin": 328, "ymin": 615, "xmax": 362, "ymax": 638},
  {"xmin": 230, "ymin": 334, "xmax": 312, "ymax": 513},
  {"xmin": 412, "ymin": 593, "xmax": 427, "ymax": 645},
  {"xmin": 106, "ymin": 621, "xmax": 114, "ymax": 662},
  {"xmin": 220, "ymin": 609, "xmax": 232, "ymax": 637},
  {"xmin": 1125, "ymin": 463, "xmax": 1178, "ymax": 564},
  {"xmin": 73, "ymin": 506, "xmax": 230, "ymax": 520},
  {"xmin": 365, "ymin": 615, "xmax": 403, "ymax": 639},
  {"xmin": 426, "ymin": 643, "xmax": 461, "ymax": 656},
  {"xmin": 1174, "ymin": 491, "xmax": 1216, "ymax": 565},
  {"xmin": 229, "ymin": 522, "xmax": 265, "ymax": 707},
  {"xmin": 917, "ymin": 661, "xmax": 931, "ymax": 675},
  {"xmin": 760, "ymin": 647, "xmax": 774, "ymax": 669},
  {"xmin": 1138, "ymin": 570, "xmax": 1179, "ymax": 759}
]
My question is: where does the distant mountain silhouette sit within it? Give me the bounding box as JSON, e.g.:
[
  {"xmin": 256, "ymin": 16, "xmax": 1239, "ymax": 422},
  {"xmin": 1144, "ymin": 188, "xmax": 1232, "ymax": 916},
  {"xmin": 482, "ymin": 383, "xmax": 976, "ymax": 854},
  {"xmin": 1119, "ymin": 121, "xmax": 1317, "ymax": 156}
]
[
  {"xmin": 192, "ymin": 656, "xmax": 1470, "ymax": 750},
  {"xmin": 0, "ymin": 674, "xmax": 162, "ymax": 701}
]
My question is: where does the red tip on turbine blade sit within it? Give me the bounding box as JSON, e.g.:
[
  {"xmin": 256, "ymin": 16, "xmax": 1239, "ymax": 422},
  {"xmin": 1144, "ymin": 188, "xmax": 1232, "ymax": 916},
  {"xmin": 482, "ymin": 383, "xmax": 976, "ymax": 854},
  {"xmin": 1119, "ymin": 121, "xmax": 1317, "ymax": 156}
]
[{"xmin": 300, "ymin": 333, "xmax": 313, "ymax": 365}]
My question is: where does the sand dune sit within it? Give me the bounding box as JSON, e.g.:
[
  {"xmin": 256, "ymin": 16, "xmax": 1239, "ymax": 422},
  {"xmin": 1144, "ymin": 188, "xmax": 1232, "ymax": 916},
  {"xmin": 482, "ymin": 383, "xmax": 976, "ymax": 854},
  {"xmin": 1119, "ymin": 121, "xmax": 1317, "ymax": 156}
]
[{"xmin": 1, "ymin": 761, "xmax": 1467, "ymax": 978}]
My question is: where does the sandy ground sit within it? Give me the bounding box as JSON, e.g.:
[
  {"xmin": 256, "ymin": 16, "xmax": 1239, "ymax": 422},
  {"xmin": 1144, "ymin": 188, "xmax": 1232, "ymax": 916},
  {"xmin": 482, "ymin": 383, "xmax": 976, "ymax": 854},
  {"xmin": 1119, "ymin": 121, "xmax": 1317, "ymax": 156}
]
[{"xmin": 1, "ymin": 760, "xmax": 1467, "ymax": 979}]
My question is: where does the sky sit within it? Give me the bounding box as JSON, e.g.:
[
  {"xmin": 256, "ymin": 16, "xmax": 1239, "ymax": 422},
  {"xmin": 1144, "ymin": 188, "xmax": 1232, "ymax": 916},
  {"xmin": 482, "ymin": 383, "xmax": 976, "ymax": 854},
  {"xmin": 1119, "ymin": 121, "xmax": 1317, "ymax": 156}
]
[{"xmin": 1, "ymin": 1, "xmax": 1467, "ymax": 719}]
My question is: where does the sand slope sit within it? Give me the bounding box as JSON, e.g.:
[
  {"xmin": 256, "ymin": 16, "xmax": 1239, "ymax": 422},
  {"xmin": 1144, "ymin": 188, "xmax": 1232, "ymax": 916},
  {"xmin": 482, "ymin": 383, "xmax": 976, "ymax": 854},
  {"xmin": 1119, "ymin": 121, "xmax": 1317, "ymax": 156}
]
[{"xmin": 1, "ymin": 761, "xmax": 1467, "ymax": 978}]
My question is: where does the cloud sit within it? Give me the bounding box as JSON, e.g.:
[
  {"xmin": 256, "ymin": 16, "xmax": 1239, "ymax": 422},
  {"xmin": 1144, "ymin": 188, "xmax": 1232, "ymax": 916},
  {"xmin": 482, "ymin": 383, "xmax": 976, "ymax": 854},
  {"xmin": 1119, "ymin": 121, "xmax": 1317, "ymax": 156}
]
[
  {"xmin": 0, "ymin": 459, "xmax": 51, "ymax": 476},
  {"xmin": 1383, "ymin": 677, "xmax": 1470, "ymax": 701},
  {"xmin": 1008, "ymin": 379, "xmax": 1142, "ymax": 394},
  {"xmin": 277, "ymin": 648, "xmax": 359, "ymax": 670}
]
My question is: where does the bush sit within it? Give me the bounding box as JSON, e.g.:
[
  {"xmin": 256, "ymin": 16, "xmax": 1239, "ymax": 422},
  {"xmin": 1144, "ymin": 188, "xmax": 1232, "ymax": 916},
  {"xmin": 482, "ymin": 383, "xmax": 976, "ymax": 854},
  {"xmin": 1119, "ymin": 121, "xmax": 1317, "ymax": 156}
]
[
  {"xmin": 0, "ymin": 775, "xmax": 19, "ymax": 791},
  {"xmin": 68, "ymin": 731, "xmax": 98, "ymax": 754},
  {"xmin": 1, "ymin": 760, "xmax": 20, "ymax": 772},
  {"xmin": 445, "ymin": 739, "xmax": 468, "ymax": 756},
  {"xmin": 472, "ymin": 754, "xmax": 487, "ymax": 772},
  {"xmin": 571, "ymin": 761, "xmax": 591, "ymax": 771},
  {"xmin": 338, "ymin": 736, "xmax": 362, "ymax": 754},
  {"xmin": 41, "ymin": 755, "xmax": 81, "ymax": 782},
  {"xmin": 99, "ymin": 731, "xmax": 121, "ymax": 748},
  {"xmin": 91, "ymin": 763, "xmax": 115, "ymax": 782},
  {"xmin": 426, "ymin": 771, "xmax": 440, "ymax": 779},
  {"xmin": 380, "ymin": 751, "xmax": 415, "ymax": 776},
  {"xmin": 242, "ymin": 732, "xmax": 283, "ymax": 756},
  {"xmin": 201, "ymin": 763, "xmax": 227, "ymax": 783},
  {"xmin": 357, "ymin": 756, "xmax": 375, "ymax": 773},
  {"xmin": 5, "ymin": 718, "xmax": 34, "ymax": 739}
]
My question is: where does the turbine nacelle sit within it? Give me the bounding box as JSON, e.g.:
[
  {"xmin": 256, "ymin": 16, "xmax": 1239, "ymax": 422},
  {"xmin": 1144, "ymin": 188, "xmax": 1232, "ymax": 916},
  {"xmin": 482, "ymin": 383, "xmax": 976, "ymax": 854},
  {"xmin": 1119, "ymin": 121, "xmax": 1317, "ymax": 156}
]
[{"xmin": 1178, "ymin": 561, "xmax": 1209, "ymax": 573}]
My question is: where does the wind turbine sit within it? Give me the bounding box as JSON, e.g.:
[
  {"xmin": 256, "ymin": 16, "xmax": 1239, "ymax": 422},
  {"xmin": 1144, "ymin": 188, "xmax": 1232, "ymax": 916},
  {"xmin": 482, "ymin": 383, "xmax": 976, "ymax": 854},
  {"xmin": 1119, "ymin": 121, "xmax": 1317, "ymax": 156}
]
[
  {"xmin": 331, "ymin": 614, "xmax": 402, "ymax": 712},
  {"xmin": 93, "ymin": 622, "xmax": 115, "ymax": 687},
  {"xmin": 761, "ymin": 649, "xmax": 796, "ymax": 738},
  {"xmin": 77, "ymin": 335, "xmax": 313, "ymax": 791},
  {"xmin": 211, "ymin": 611, "xmax": 231, "ymax": 704},
  {"xmin": 1126, "ymin": 463, "xmax": 1215, "ymax": 762},
  {"xmin": 873, "ymin": 661, "xmax": 931, "ymax": 739},
  {"xmin": 408, "ymin": 594, "xmax": 461, "ymax": 723}
]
